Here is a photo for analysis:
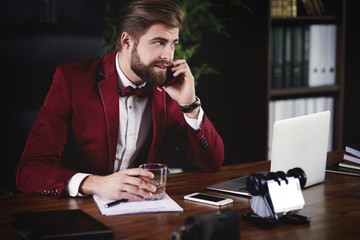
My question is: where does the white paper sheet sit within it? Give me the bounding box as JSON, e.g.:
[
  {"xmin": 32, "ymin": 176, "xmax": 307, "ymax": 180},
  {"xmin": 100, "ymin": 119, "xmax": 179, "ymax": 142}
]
[{"xmin": 93, "ymin": 193, "xmax": 183, "ymax": 216}]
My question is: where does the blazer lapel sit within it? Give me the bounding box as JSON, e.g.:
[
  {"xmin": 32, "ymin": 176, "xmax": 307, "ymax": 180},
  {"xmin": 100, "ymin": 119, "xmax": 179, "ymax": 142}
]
[{"xmin": 97, "ymin": 52, "xmax": 119, "ymax": 170}]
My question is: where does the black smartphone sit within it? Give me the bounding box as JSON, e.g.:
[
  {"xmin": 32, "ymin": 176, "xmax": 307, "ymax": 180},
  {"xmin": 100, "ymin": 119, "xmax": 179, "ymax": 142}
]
[{"xmin": 160, "ymin": 66, "xmax": 178, "ymax": 87}]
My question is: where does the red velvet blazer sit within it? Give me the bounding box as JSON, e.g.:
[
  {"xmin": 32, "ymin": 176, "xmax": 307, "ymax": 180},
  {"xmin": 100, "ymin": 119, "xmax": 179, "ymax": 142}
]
[{"xmin": 16, "ymin": 51, "xmax": 224, "ymax": 197}]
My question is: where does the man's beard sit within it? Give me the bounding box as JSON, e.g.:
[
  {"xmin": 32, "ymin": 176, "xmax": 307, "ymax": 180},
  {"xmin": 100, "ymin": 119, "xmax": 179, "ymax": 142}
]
[{"xmin": 130, "ymin": 45, "xmax": 169, "ymax": 86}]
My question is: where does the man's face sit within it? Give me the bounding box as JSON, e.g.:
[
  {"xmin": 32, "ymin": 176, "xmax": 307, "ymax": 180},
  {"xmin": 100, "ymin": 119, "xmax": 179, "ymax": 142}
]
[{"xmin": 130, "ymin": 23, "xmax": 179, "ymax": 86}]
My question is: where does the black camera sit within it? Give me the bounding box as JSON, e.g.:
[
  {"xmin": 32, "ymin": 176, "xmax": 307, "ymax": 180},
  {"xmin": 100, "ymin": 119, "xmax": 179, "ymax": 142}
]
[{"xmin": 171, "ymin": 209, "xmax": 240, "ymax": 240}]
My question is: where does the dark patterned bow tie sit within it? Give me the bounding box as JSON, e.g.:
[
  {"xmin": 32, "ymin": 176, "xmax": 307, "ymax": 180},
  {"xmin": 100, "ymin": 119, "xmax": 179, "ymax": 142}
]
[{"xmin": 119, "ymin": 85, "xmax": 153, "ymax": 97}]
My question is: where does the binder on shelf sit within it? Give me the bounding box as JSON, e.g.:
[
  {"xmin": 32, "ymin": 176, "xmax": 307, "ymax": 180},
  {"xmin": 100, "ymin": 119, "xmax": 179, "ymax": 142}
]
[
  {"xmin": 272, "ymin": 26, "xmax": 284, "ymax": 88},
  {"xmin": 309, "ymin": 24, "xmax": 337, "ymax": 87},
  {"xmin": 283, "ymin": 26, "xmax": 293, "ymax": 88},
  {"xmin": 308, "ymin": 24, "xmax": 322, "ymax": 87},
  {"xmin": 302, "ymin": 25, "xmax": 310, "ymax": 87},
  {"xmin": 319, "ymin": 25, "xmax": 327, "ymax": 86},
  {"xmin": 292, "ymin": 26, "xmax": 303, "ymax": 87},
  {"xmin": 326, "ymin": 24, "xmax": 337, "ymax": 85}
]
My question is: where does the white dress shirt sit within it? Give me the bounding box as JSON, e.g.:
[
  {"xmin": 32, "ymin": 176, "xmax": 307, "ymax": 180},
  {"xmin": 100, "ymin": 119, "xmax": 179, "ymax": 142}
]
[
  {"xmin": 66, "ymin": 53, "xmax": 204, "ymax": 197},
  {"xmin": 114, "ymin": 54, "xmax": 152, "ymax": 171}
]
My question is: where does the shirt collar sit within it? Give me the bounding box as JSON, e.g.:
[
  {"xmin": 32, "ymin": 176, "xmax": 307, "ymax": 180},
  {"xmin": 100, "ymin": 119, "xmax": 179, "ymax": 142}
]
[{"xmin": 115, "ymin": 52, "xmax": 147, "ymax": 89}]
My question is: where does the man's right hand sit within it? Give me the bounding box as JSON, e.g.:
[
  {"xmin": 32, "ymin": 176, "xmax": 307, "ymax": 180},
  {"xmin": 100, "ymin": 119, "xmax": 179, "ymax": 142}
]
[{"xmin": 79, "ymin": 168, "xmax": 157, "ymax": 201}]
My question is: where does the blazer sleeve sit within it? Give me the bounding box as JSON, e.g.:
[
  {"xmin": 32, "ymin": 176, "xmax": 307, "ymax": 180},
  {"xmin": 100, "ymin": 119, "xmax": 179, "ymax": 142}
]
[
  {"xmin": 185, "ymin": 113, "xmax": 224, "ymax": 172},
  {"xmin": 16, "ymin": 65, "xmax": 77, "ymax": 198}
]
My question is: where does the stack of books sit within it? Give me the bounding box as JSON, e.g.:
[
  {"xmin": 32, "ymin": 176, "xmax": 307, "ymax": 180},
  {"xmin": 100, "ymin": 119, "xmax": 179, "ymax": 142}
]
[
  {"xmin": 340, "ymin": 145, "xmax": 360, "ymax": 171},
  {"xmin": 326, "ymin": 144, "xmax": 360, "ymax": 176}
]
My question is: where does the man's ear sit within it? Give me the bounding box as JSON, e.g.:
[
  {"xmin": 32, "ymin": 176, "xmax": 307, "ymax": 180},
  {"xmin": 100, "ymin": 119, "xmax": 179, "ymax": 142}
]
[{"xmin": 121, "ymin": 32, "xmax": 132, "ymax": 49}]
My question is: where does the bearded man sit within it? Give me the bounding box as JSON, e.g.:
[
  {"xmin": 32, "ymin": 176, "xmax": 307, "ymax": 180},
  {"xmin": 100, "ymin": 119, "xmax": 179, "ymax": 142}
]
[{"xmin": 16, "ymin": 0, "xmax": 224, "ymax": 200}]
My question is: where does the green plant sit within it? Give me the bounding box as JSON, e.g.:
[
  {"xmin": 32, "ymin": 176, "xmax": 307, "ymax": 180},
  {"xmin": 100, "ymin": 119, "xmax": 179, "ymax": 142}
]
[
  {"xmin": 102, "ymin": 0, "xmax": 118, "ymax": 54},
  {"xmin": 175, "ymin": 0, "xmax": 225, "ymax": 84}
]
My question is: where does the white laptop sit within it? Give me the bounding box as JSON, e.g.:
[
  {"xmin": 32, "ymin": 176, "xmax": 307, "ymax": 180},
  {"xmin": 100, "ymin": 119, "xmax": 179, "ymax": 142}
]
[{"xmin": 207, "ymin": 111, "xmax": 330, "ymax": 196}]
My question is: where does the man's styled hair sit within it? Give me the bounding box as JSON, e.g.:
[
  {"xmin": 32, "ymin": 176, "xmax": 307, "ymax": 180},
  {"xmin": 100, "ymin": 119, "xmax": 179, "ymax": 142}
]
[{"xmin": 114, "ymin": 0, "xmax": 184, "ymax": 51}]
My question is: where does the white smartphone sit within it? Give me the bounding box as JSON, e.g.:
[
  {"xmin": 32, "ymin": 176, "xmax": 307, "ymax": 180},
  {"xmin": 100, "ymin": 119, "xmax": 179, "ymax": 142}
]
[{"xmin": 184, "ymin": 193, "xmax": 233, "ymax": 206}]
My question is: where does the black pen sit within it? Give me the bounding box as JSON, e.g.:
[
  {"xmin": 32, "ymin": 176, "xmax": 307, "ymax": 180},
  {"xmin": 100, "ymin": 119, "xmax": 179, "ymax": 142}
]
[{"xmin": 104, "ymin": 199, "xmax": 128, "ymax": 208}]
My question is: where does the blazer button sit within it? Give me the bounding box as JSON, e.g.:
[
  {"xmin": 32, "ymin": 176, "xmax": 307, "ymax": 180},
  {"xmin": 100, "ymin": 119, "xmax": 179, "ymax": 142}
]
[{"xmin": 200, "ymin": 135, "xmax": 209, "ymax": 150}]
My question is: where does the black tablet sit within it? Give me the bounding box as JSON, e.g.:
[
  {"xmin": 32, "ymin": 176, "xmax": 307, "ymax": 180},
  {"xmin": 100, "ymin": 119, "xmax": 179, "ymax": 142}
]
[{"xmin": 10, "ymin": 209, "xmax": 113, "ymax": 239}]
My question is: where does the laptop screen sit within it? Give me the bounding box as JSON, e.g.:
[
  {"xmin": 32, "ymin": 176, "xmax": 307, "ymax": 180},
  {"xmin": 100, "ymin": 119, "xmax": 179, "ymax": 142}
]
[{"xmin": 270, "ymin": 111, "xmax": 330, "ymax": 187}]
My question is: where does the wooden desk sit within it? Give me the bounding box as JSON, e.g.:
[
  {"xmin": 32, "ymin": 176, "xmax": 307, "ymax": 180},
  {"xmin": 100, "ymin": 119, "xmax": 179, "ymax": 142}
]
[{"xmin": 1, "ymin": 150, "xmax": 359, "ymax": 240}]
